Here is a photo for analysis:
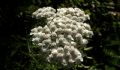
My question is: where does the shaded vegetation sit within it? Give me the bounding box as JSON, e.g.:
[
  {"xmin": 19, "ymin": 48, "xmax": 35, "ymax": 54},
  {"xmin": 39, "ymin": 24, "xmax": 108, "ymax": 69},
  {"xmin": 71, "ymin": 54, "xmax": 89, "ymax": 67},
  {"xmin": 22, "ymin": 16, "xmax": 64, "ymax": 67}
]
[{"xmin": 0, "ymin": 0, "xmax": 120, "ymax": 70}]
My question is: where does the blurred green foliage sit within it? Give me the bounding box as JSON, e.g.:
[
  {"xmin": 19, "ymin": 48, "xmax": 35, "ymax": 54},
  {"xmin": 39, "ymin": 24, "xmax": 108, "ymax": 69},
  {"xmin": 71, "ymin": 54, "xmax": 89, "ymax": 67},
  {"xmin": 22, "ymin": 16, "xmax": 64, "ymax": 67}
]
[{"xmin": 0, "ymin": 0, "xmax": 120, "ymax": 70}]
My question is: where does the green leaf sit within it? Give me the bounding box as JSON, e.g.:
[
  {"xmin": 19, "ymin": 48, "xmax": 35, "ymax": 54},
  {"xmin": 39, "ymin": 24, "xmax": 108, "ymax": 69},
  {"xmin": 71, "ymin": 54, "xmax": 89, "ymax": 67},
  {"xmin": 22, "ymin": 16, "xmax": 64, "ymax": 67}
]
[{"xmin": 84, "ymin": 47, "xmax": 93, "ymax": 51}]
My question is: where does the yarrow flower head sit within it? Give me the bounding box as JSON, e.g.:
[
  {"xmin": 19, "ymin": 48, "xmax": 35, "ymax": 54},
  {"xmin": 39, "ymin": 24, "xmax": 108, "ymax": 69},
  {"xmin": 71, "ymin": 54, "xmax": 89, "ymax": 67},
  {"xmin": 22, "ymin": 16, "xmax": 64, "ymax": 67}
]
[{"xmin": 30, "ymin": 7, "xmax": 93, "ymax": 66}]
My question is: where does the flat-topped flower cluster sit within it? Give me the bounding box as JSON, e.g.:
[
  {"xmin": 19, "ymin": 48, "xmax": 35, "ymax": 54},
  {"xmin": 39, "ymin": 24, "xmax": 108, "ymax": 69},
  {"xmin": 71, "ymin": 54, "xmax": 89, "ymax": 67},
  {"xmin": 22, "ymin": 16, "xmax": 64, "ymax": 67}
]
[{"xmin": 30, "ymin": 7, "xmax": 93, "ymax": 66}]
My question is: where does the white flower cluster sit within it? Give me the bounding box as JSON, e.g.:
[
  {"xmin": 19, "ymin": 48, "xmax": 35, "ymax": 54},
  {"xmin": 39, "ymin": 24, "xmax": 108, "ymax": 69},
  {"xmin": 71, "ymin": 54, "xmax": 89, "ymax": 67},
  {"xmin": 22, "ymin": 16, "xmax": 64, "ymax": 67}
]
[{"xmin": 30, "ymin": 7, "xmax": 93, "ymax": 66}]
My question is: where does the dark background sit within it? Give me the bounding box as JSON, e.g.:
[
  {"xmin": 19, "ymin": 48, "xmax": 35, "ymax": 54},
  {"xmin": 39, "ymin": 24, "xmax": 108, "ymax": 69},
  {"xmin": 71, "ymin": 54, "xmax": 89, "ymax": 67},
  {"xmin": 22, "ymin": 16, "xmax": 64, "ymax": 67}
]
[{"xmin": 0, "ymin": 0, "xmax": 120, "ymax": 70}]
